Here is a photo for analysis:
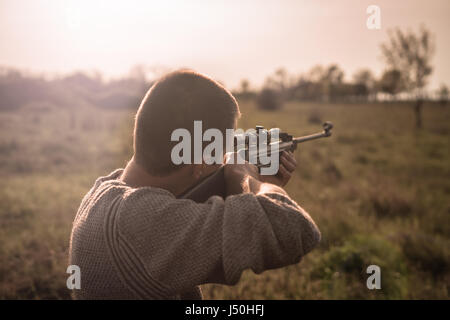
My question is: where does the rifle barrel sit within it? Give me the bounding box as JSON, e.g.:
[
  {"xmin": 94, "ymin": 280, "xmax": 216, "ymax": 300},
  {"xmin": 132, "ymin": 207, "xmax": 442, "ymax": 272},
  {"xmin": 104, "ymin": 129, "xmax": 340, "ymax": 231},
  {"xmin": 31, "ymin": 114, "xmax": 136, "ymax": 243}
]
[{"xmin": 293, "ymin": 131, "xmax": 331, "ymax": 144}]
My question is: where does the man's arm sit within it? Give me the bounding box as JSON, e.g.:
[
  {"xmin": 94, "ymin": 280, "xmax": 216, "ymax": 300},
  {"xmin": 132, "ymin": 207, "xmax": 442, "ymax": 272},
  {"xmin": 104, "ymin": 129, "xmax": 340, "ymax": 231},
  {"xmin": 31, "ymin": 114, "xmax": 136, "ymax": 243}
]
[
  {"xmin": 224, "ymin": 150, "xmax": 296, "ymax": 196},
  {"xmin": 115, "ymin": 160, "xmax": 321, "ymax": 297}
]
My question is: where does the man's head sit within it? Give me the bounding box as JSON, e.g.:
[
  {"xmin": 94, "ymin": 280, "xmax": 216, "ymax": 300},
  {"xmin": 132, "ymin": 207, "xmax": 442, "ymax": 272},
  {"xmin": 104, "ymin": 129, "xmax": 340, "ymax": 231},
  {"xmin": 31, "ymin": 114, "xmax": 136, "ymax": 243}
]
[{"xmin": 133, "ymin": 69, "xmax": 240, "ymax": 176}]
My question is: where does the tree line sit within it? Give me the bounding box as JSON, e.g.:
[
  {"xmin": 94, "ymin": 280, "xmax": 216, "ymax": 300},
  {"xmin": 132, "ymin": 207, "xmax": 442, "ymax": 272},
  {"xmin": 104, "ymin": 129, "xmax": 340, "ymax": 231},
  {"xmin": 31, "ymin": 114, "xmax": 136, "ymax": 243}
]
[
  {"xmin": 239, "ymin": 26, "xmax": 448, "ymax": 104},
  {"xmin": 0, "ymin": 68, "xmax": 151, "ymax": 111},
  {"xmin": 0, "ymin": 26, "xmax": 448, "ymax": 129},
  {"xmin": 235, "ymin": 26, "xmax": 447, "ymax": 130}
]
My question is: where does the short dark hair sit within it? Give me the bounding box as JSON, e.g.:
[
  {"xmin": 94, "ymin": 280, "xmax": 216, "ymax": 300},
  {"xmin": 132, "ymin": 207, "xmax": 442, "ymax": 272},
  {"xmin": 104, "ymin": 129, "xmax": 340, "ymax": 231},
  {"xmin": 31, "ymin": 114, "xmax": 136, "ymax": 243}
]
[{"xmin": 134, "ymin": 69, "xmax": 240, "ymax": 176}]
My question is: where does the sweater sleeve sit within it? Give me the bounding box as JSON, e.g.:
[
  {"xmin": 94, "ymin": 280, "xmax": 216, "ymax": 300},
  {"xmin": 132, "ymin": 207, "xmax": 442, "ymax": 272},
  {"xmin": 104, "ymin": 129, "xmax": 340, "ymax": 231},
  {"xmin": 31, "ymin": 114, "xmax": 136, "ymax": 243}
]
[{"xmin": 116, "ymin": 188, "xmax": 321, "ymax": 296}]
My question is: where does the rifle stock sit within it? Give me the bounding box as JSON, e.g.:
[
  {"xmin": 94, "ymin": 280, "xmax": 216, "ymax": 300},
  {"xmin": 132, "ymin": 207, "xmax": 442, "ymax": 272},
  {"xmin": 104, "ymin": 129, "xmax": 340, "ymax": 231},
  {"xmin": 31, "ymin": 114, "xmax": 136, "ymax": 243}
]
[{"xmin": 179, "ymin": 166, "xmax": 226, "ymax": 202}]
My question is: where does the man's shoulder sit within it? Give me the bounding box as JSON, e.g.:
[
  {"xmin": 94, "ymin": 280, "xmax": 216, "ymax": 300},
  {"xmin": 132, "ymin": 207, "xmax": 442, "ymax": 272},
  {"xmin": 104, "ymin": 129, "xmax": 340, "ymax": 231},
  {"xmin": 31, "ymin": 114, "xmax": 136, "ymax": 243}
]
[
  {"xmin": 75, "ymin": 168, "xmax": 176, "ymax": 232},
  {"xmin": 88, "ymin": 169, "xmax": 176, "ymax": 209},
  {"xmin": 116, "ymin": 184, "xmax": 176, "ymax": 222},
  {"xmin": 80, "ymin": 169, "xmax": 127, "ymax": 209},
  {"xmin": 93, "ymin": 168, "xmax": 125, "ymax": 190}
]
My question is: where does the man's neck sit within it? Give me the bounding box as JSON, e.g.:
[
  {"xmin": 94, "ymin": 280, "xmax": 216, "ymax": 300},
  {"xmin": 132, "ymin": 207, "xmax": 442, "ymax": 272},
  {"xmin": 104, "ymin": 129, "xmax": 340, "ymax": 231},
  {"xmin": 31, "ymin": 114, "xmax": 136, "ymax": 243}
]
[{"xmin": 119, "ymin": 158, "xmax": 191, "ymax": 196}]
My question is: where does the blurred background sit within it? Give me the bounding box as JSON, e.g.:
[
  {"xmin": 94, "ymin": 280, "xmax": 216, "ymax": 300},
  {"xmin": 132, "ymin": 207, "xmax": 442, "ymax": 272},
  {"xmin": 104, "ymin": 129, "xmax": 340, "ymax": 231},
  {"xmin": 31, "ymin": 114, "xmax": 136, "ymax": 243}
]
[{"xmin": 0, "ymin": 0, "xmax": 448, "ymax": 299}]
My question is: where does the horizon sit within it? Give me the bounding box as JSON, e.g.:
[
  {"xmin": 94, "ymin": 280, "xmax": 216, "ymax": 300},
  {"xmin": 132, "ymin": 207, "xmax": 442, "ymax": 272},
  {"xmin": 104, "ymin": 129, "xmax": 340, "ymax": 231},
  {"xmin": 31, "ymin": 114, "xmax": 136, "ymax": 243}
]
[{"xmin": 1, "ymin": 0, "xmax": 449, "ymax": 91}]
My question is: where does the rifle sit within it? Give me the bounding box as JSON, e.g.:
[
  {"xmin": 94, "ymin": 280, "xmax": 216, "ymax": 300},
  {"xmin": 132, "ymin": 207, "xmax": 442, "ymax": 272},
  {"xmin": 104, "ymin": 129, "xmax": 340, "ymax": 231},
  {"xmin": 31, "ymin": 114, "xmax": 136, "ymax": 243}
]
[{"xmin": 179, "ymin": 122, "xmax": 333, "ymax": 203}]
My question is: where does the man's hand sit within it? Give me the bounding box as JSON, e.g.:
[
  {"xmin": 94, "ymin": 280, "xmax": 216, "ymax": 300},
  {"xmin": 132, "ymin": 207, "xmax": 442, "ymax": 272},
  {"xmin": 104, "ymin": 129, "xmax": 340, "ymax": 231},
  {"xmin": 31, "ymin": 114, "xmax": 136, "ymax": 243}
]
[
  {"xmin": 223, "ymin": 153, "xmax": 260, "ymax": 195},
  {"xmin": 259, "ymin": 151, "xmax": 297, "ymax": 187},
  {"xmin": 223, "ymin": 151, "xmax": 297, "ymax": 196}
]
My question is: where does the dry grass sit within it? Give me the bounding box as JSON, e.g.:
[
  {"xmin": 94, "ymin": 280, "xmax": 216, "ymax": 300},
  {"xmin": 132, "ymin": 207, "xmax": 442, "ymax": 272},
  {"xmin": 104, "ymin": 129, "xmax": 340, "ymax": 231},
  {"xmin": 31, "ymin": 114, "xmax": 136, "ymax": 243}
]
[{"xmin": 0, "ymin": 100, "xmax": 448, "ymax": 299}]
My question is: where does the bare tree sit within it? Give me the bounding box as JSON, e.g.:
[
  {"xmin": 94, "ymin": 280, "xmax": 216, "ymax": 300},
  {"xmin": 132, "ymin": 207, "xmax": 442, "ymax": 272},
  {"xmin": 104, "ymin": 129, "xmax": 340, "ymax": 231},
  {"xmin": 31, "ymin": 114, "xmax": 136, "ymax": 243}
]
[
  {"xmin": 353, "ymin": 69, "xmax": 376, "ymax": 101},
  {"xmin": 304, "ymin": 64, "xmax": 345, "ymax": 102},
  {"xmin": 381, "ymin": 26, "xmax": 435, "ymax": 129},
  {"xmin": 238, "ymin": 79, "xmax": 251, "ymax": 98},
  {"xmin": 307, "ymin": 65, "xmax": 326, "ymax": 83},
  {"xmin": 256, "ymin": 87, "xmax": 283, "ymax": 111},
  {"xmin": 264, "ymin": 67, "xmax": 289, "ymax": 94},
  {"xmin": 322, "ymin": 64, "xmax": 345, "ymax": 102},
  {"xmin": 323, "ymin": 65, "xmax": 344, "ymax": 85},
  {"xmin": 379, "ymin": 69, "xmax": 406, "ymax": 99},
  {"xmin": 438, "ymin": 84, "xmax": 449, "ymax": 106}
]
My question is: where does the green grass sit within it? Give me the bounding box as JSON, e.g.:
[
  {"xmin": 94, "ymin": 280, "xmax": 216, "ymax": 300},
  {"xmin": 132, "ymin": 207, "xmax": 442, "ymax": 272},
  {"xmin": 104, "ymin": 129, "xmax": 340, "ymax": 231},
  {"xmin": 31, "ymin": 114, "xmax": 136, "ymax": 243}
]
[{"xmin": 0, "ymin": 100, "xmax": 448, "ymax": 299}]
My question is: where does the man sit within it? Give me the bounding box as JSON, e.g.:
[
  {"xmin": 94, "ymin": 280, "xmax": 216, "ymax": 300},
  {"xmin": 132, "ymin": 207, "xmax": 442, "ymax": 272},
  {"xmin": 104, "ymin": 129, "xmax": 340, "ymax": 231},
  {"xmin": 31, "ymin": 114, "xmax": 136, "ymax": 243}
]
[{"xmin": 69, "ymin": 69, "xmax": 321, "ymax": 299}]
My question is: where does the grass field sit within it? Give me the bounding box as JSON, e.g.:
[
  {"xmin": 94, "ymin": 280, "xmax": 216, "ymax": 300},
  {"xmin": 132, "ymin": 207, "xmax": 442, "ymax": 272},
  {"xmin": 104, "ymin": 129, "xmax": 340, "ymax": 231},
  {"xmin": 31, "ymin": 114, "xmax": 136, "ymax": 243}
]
[{"xmin": 0, "ymin": 100, "xmax": 449, "ymax": 299}]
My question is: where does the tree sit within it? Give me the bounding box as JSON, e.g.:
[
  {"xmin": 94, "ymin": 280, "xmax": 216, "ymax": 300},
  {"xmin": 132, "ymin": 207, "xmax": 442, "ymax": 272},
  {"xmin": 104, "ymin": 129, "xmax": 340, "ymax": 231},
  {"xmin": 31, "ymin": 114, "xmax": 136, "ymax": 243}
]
[
  {"xmin": 256, "ymin": 88, "xmax": 283, "ymax": 111},
  {"xmin": 307, "ymin": 65, "xmax": 326, "ymax": 83},
  {"xmin": 323, "ymin": 64, "xmax": 344, "ymax": 85},
  {"xmin": 238, "ymin": 79, "xmax": 252, "ymax": 99},
  {"xmin": 240, "ymin": 79, "xmax": 250, "ymax": 94},
  {"xmin": 353, "ymin": 69, "xmax": 376, "ymax": 100},
  {"xmin": 381, "ymin": 26, "xmax": 435, "ymax": 128},
  {"xmin": 379, "ymin": 69, "xmax": 405, "ymax": 99},
  {"xmin": 322, "ymin": 64, "xmax": 345, "ymax": 102},
  {"xmin": 438, "ymin": 84, "xmax": 449, "ymax": 106},
  {"xmin": 304, "ymin": 64, "xmax": 345, "ymax": 102},
  {"xmin": 264, "ymin": 67, "xmax": 289, "ymax": 96}
]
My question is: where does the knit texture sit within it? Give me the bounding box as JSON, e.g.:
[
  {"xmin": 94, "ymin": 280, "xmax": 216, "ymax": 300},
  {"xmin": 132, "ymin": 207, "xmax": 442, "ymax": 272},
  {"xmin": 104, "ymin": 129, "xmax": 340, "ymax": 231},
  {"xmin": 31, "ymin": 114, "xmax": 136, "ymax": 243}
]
[{"xmin": 68, "ymin": 169, "xmax": 321, "ymax": 299}]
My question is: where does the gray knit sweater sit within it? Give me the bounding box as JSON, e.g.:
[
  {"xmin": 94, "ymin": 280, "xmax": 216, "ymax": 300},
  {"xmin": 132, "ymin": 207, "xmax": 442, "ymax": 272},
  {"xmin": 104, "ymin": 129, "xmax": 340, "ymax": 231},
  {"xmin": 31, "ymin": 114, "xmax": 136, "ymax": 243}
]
[{"xmin": 68, "ymin": 169, "xmax": 321, "ymax": 299}]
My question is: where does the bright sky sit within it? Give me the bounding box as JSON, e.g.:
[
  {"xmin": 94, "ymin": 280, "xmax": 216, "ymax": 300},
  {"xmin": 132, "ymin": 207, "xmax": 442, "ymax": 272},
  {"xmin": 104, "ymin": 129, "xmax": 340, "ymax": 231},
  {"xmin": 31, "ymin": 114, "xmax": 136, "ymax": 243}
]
[{"xmin": 0, "ymin": 0, "xmax": 449, "ymax": 90}]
